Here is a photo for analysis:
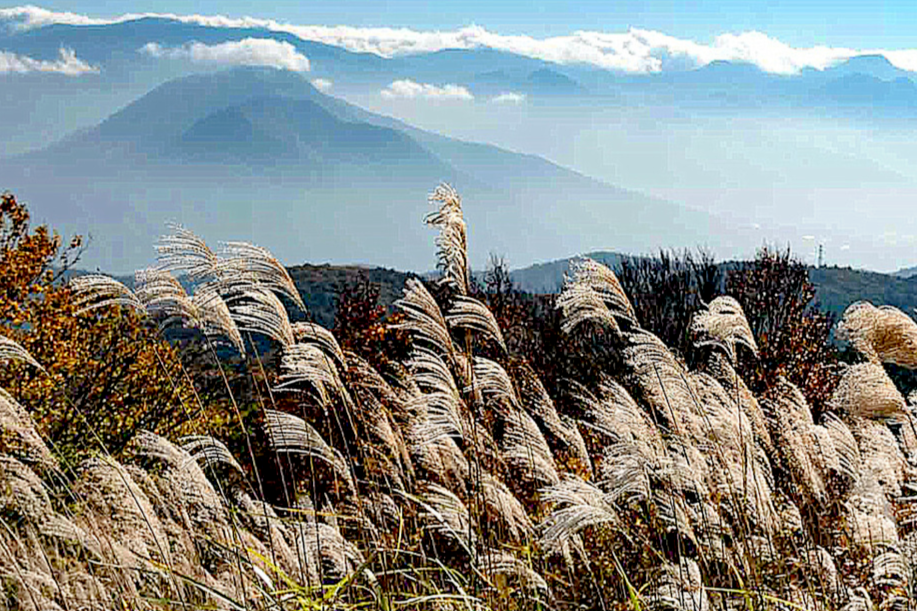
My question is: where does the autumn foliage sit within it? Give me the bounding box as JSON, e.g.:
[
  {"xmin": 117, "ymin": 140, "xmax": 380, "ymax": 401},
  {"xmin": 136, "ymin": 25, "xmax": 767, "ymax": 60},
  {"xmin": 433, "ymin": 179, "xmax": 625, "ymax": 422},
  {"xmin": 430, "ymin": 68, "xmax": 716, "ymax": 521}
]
[{"xmin": 0, "ymin": 193, "xmax": 193, "ymax": 461}]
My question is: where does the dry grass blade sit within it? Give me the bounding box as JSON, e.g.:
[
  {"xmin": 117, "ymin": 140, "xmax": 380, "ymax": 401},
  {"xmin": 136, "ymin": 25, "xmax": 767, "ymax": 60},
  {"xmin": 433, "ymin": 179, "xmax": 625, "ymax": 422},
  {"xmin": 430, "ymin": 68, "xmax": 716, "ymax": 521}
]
[
  {"xmin": 0, "ymin": 335, "xmax": 44, "ymax": 372},
  {"xmin": 445, "ymin": 296, "xmax": 506, "ymax": 352},
  {"xmin": 567, "ymin": 257, "xmax": 636, "ymax": 324},
  {"xmin": 393, "ymin": 279, "xmax": 456, "ymax": 360},
  {"xmin": 230, "ymin": 288, "xmax": 295, "ymax": 347},
  {"xmin": 425, "ymin": 183, "xmax": 469, "ymax": 295},
  {"xmin": 70, "ymin": 274, "xmax": 147, "ymax": 315},
  {"xmin": 292, "ymin": 322, "xmax": 345, "ymax": 369},
  {"xmin": 690, "ymin": 295, "xmax": 758, "ymax": 363}
]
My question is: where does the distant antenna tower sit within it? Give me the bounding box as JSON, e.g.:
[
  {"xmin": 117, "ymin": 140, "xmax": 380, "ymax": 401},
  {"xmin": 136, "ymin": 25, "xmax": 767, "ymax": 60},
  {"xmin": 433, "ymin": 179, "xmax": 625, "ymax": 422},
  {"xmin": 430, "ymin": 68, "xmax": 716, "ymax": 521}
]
[{"xmin": 817, "ymin": 243, "xmax": 824, "ymax": 268}]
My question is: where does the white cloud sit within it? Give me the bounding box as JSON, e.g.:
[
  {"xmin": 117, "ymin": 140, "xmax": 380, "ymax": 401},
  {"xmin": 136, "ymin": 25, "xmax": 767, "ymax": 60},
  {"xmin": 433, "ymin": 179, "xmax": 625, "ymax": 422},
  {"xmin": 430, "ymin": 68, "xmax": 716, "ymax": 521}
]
[
  {"xmin": 4, "ymin": 5, "xmax": 916, "ymax": 75},
  {"xmin": 381, "ymin": 79, "xmax": 473, "ymax": 100},
  {"xmin": 0, "ymin": 47, "xmax": 97, "ymax": 75},
  {"xmin": 139, "ymin": 38, "xmax": 309, "ymax": 71},
  {"xmin": 311, "ymin": 77, "xmax": 332, "ymax": 92},
  {"xmin": 492, "ymin": 92, "xmax": 526, "ymax": 104}
]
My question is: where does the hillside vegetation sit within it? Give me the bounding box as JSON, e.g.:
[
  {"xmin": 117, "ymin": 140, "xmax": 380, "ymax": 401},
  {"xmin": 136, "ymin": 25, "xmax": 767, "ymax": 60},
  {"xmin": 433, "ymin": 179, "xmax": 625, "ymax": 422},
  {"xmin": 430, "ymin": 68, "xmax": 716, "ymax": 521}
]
[{"xmin": 2, "ymin": 187, "xmax": 917, "ymax": 611}]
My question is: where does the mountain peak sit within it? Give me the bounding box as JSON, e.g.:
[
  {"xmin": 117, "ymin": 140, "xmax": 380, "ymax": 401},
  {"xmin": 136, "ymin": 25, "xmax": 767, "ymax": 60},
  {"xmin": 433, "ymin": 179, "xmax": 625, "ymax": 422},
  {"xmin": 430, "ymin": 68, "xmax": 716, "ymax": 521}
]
[{"xmin": 828, "ymin": 54, "xmax": 911, "ymax": 81}]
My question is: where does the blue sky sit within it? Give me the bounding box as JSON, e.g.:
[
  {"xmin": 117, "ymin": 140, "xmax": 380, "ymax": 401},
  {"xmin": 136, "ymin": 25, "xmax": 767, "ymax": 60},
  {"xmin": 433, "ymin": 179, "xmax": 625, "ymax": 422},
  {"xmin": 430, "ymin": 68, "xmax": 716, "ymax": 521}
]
[{"xmin": 25, "ymin": 0, "xmax": 915, "ymax": 49}]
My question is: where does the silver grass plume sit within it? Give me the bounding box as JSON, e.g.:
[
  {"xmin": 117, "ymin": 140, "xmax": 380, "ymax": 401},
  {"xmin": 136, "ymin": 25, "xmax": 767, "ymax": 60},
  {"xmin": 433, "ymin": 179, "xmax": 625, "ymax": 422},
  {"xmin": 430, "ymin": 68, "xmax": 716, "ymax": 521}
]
[
  {"xmin": 275, "ymin": 343, "xmax": 344, "ymax": 406},
  {"xmin": 837, "ymin": 301, "xmax": 917, "ymax": 368},
  {"xmin": 568, "ymin": 376, "xmax": 664, "ymax": 464},
  {"xmin": 70, "ymin": 274, "xmax": 146, "ymax": 315},
  {"xmin": 414, "ymin": 482, "xmax": 475, "ymax": 553},
  {"xmin": 822, "ymin": 413, "xmax": 862, "ymax": 483},
  {"xmin": 263, "ymin": 409, "xmax": 355, "ymax": 494},
  {"xmin": 566, "ymin": 257, "xmax": 637, "ymax": 324},
  {"xmin": 0, "ymin": 334, "xmax": 44, "ymax": 372},
  {"xmin": 425, "ymin": 183, "xmax": 469, "ymax": 295},
  {"xmin": 218, "ymin": 241, "xmax": 305, "ymax": 310},
  {"xmin": 155, "ymin": 223, "xmax": 221, "ymax": 282},
  {"xmin": 180, "ymin": 435, "xmax": 244, "ymax": 475},
  {"xmin": 230, "ymin": 288, "xmax": 295, "ymax": 347},
  {"xmin": 829, "ymin": 362, "xmax": 907, "ymax": 420},
  {"xmin": 556, "ymin": 283, "xmax": 620, "ymax": 335},
  {"xmin": 690, "ymin": 295, "xmax": 758, "ymax": 363},
  {"xmin": 157, "ymin": 224, "xmax": 305, "ymax": 310},
  {"xmin": 445, "ymin": 295, "xmax": 506, "ymax": 352},
  {"xmin": 410, "ymin": 346, "xmax": 461, "ymax": 397},
  {"xmin": 645, "ymin": 558, "xmax": 709, "ymax": 611},
  {"xmin": 394, "ymin": 278, "xmax": 456, "ymax": 361},
  {"xmin": 515, "ymin": 362, "xmax": 592, "ymax": 475},
  {"xmin": 480, "ymin": 473, "xmax": 533, "ymax": 543},
  {"xmin": 292, "ymin": 322, "xmax": 346, "ymax": 369},
  {"xmin": 539, "ymin": 476, "xmax": 618, "ymax": 556},
  {"xmin": 477, "ymin": 549, "xmax": 549, "ymax": 598},
  {"xmin": 472, "ymin": 357, "xmax": 521, "ymax": 412},
  {"xmin": 502, "ymin": 407, "xmax": 560, "ymax": 488},
  {"xmin": 135, "ymin": 268, "xmax": 245, "ymax": 354}
]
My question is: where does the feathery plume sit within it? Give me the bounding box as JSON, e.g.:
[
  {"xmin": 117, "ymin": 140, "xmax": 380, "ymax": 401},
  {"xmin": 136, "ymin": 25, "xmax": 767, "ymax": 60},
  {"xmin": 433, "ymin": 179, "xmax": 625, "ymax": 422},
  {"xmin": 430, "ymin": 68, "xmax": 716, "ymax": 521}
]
[
  {"xmin": 690, "ymin": 295, "xmax": 758, "ymax": 363},
  {"xmin": 540, "ymin": 476, "xmax": 618, "ymax": 556},
  {"xmin": 70, "ymin": 274, "xmax": 146, "ymax": 315},
  {"xmin": 0, "ymin": 335, "xmax": 44, "ymax": 372},
  {"xmin": 566, "ymin": 257, "xmax": 636, "ymax": 324},
  {"xmin": 445, "ymin": 296, "xmax": 506, "ymax": 351},
  {"xmin": 556, "ymin": 283, "xmax": 620, "ymax": 335},
  {"xmin": 829, "ymin": 362, "xmax": 906, "ymax": 420},
  {"xmin": 838, "ymin": 301, "xmax": 917, "ymax": 368},
  {"xmin": 218, "ymin": 241, "xmax": 305, "ymax": 311},
  {"xmin": 480, "ymin": 474, "xmax": 533, "ymax": 543},
  {"xmin": 230, "ymin": 288, "xmax": 295, "ymax": 347},
  {"xmin": 415, "ymin": 483, "xmax": 475, "ymax": 553},
  {"xmin": 263, "ymin": 409, "xmax": 354, "ymax": 493},
  {"xmin": 180, "ymin": 435, "xmax": 244, "ymax": 475},
  {"xmin": 393, "ymin": 279, "xmax": 456, "ymax": 359},
  {"xmin": 292, "ymin": 322, "xmax": 345, "ymax": 369},
  {"xmin": 425, "ymin": 183, "xmax": 469, "ymax": 295}
]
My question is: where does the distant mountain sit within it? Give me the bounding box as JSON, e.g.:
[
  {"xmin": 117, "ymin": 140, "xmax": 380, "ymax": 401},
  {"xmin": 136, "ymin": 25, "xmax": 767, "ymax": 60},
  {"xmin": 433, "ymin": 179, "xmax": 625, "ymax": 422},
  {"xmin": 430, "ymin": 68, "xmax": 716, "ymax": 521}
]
[
  {"xmin": 824, "ymin": 54, "xmax": 915, "ymax": 82},
  {"xmin": 2, "ymin": 67, "xmax": 727, "ymax": 275},
  {"xmin": 509, "ymin": 253, "xmax": 917, "ymax": 319},
  {"xmin": 895, "ymin": 266, "xmax": 917, "ymax": 279}
]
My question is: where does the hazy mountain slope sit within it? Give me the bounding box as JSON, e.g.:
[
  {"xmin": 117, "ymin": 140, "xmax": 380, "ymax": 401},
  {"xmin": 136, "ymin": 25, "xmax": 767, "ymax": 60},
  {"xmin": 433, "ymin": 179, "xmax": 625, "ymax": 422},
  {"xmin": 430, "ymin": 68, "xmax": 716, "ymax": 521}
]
[{"xmin": 2, "ymin": 67, "xmax": 728, "ymax": 276}]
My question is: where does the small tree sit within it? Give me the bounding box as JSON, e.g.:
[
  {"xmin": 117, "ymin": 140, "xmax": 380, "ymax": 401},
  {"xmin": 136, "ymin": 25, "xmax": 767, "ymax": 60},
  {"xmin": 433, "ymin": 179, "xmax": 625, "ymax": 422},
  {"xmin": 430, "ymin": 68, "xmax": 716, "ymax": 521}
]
[
  {"xmin": 618, "ymin": 248, "xmax": 721, "ymax": 359},
  {"xmin": 725, "ymin": 245, "xmax": 839, "ymax": 412},
  {"xmin": 0, "ymin": 193, "xmax": 193, "ymax": 461}
]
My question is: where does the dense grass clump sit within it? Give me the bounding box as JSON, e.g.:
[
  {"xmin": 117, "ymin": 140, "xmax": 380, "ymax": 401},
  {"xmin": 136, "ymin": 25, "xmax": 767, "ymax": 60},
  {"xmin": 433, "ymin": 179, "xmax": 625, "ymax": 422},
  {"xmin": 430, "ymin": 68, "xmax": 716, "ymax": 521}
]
[{"xmin": 1, "ymin": 186, "xmax": 916, "ymax": 611}]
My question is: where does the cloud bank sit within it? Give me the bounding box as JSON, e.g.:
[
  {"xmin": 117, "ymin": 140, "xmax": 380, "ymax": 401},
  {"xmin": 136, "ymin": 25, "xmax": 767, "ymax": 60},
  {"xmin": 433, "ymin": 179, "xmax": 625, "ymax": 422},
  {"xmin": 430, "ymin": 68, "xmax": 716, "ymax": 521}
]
[
  {"xmin": 5, "ymin": 5, "xmax": 917, "ymax": 75},
  {"xmin": 381, "ymin": 80, "xmax": 473, "ymax": 100},
  {"xmin": 492, "ymin": 92, "xmax": 526, "ymax": 104},
  {"xmin": 139, "ymin": 38, "xmax": 310, "ymax": 71},
  {"xmin": 0, "ymin": 47, "xmax": 97, "ymax": 75}
]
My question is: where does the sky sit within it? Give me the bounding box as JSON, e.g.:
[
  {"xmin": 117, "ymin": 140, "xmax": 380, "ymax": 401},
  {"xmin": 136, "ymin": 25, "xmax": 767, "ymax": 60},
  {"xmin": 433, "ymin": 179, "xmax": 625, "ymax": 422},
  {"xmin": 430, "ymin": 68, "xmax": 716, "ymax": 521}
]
[{"xmin": 19, "ymin": 0, "xmax": 917, "ymax": 49}]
